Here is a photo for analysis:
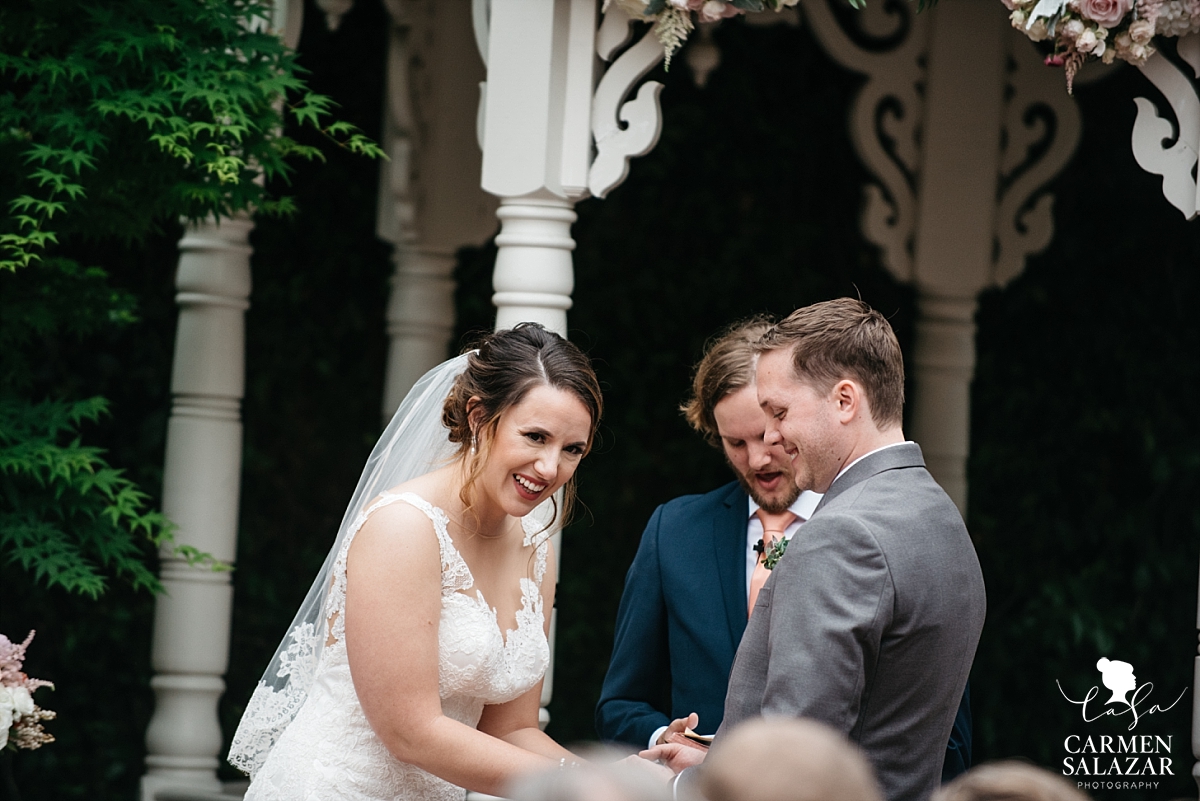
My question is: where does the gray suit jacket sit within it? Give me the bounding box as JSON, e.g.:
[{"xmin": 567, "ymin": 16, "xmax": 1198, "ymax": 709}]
[{"xmin": 716, "ymin": 443, "xmax": 986, "ymax": 801}]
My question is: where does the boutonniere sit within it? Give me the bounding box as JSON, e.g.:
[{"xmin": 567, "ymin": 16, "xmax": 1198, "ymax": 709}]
[{"xmin": 763, "ymin": 536, "xmax": 789, "ymax": 570}]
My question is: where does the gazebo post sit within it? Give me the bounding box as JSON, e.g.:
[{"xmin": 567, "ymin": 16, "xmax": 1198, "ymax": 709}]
[
  {"xmin": 377, "ymin": 1, "xmax": 498, "ymax": 418},
  {"xmin": 140, "ymin": 4, "xmax": 302, "ymax": 798},
  {"xmin": 478, "ymin": 0, "xmax": 599, "ymax": 337},
  {"xmin": 141, "ymin": 217, "xmax": 253, "ymax": 801}
]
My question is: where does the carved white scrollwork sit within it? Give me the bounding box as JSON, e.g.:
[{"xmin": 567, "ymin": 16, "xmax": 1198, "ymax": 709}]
[
  {"xmin": 588, "ymin": 6, "xmax": 667, "ymax": 198},
  {"xmin": 992, "ymin": 29, "xmax": 1082, "ymax": 286},
  {"xmin": 803, "ymin": 0, "xmax": 929, "ymax": 283},
  {"xmin": 1132, "ymin": 35, "xmax": 1200, "ymax": 219},
  {"xmin": 805, "ymin": 0, "xmax": 1079, "ymax": 286}
]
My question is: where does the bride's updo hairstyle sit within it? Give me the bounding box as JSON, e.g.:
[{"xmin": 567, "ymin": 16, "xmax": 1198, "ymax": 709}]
[{"xmin": 442, "ymin": 322, "xmax": 602, "ymax": 529}]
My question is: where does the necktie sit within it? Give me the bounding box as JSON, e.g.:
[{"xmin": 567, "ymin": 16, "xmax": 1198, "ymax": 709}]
[{"xmin": 748, "ymin": 509, "xmax": 798, "ymax": 618}]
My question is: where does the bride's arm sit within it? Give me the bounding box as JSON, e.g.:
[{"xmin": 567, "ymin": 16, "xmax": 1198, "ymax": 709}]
[
  {"xmin": 345, "ymin": 503, "xmax": 554, "ymax": 795},
  {"xmin": 476, "ymin": 542, "xmax": 574, "ymax": 761}
]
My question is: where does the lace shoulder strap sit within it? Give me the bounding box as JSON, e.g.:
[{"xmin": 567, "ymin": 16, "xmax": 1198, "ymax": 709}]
[{"xmin": 394, "ymin": 492, "xmax": 473, "ymax": 594}]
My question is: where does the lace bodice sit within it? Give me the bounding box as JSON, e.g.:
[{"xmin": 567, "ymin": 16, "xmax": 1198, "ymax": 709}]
[{"xmin": 238, "ymin": 492, "xmax": 552, "ymax": 801}]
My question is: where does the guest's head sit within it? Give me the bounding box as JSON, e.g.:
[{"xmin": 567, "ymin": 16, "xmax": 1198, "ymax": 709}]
[
  {"xmin": 443, "ymin": 322, "xmax": 602, "ymax": 526},
  {"xmin": 681, "ymin": 317, "xmax": 799, "ymax": 514},
  {"xmin": 699, "ymin": 717, "xmax": 883, "ymax": 801},
  {"xmin": 754, "ymin": 298, "xmax": 904, "ymax": 493},
  {"xmin": 931, "ymin": 761, "xmax": 1091, "ymax": 801}
]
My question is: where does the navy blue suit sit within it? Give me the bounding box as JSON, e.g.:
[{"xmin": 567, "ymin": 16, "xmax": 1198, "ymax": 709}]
[{"xmin": 595, "ymin": 481, "xmax": 973, "ymax": 781}]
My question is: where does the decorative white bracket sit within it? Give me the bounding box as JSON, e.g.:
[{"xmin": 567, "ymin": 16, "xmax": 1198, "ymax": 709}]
[
  {"xmin": 993, "ymin": 26, "xmax": 1083, "ymax": 286},
  {"xmin": 802, "ymin": 0, "xmax": 1079, "ymax": 288},
  {"xmin": 1133, "ymin": 34, "xmax": 1200, "ymax": 219},
  {"xmin": 589, "ymin": 8, "xmax": 667, "ymax": 198},
  {"xmin": 803, "ymin": 0, "xmax": 929, "ymax": 283}
]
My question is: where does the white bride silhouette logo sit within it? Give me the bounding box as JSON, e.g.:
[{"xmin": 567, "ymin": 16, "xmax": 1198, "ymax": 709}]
[{"xmin": 1057, "ymin": 657, "xmax": 1186, "ymax": 731}]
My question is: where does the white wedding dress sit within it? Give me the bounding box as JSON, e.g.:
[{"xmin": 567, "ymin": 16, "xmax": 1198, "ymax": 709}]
[{"xmin": 242, "ymin": 491, "xmax": 552, "ymax": 801}]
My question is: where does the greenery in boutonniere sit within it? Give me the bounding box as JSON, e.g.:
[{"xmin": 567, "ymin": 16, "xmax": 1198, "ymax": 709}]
[{"xmin": 763, "ymin": 536, "xmax": 788, "ymax": 570}]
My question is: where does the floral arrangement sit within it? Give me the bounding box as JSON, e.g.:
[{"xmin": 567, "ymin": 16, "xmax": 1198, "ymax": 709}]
[
  {"xmin": 605, "ymin": 0, "xmax": 802, "ymax": 67},
  {"xmin": 1006, "ymin": 0, "xmax": 1200, "ymax": 89},
  {"xmin": 1, "ymin": 631, "xmax": 55, "ymax": 751}
]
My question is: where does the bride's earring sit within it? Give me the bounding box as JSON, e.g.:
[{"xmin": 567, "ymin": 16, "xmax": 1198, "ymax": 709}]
[{"xmin": 470, "ymin": 433, "xmax": 477, "ymax": 457}]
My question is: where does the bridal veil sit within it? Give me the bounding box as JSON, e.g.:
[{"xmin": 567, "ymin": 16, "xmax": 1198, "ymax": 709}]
[{"xmin": 228, "ymin": 354, "xmax": 470, "ymax": 778}]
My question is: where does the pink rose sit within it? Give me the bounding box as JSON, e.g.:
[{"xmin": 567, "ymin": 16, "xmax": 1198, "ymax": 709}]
[{"xmin": 1078, "ymin": 0, "xmax": 1132, "ymax": 27}]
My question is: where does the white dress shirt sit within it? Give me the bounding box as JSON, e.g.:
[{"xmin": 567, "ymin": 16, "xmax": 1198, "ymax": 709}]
[
  {"xmin": 744, "ymin": 490, "xmax": 822, "ymax": 599},
  {"xmin": 832, "ymin": 441, "xmax": 914, "ymax": 487}
]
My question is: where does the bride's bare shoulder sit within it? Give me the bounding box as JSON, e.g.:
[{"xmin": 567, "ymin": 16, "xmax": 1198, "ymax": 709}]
[{"xmin": 348, "ymin": 492, "xmax": 443, "ymax": 569}]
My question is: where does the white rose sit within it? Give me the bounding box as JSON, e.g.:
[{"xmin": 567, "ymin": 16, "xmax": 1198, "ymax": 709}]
[
  {"xmin": 1129, "ymin": 18, "xmax": 1155, "ymax": 42},
  {"xmin": 1077, "ymin": 28, "xmax": 1099, "ymax": 50},
  {"xmin": 1115, "ymin": 30, "xmax": 1133, "ymax": 47},
  {"xmin": 1064, "ymin": 18, "xmax": 1087, "ymax": 37},
  {"xmin": 9, "ymin": 686, "xmax": 33, "ymax": 717},
  {"xmin": 1011, "ymin": 9, "xmax": 1029, "ymax": 27},
  {"xmin": 699, "ymin": 0, "xmax": 731, "ymax": 21},
  {"xmin": 1093, "ymin": 39, "xmax": 1107, "ymax": 55},
  {"xmin": 0, "ymin": 687, "xmax": 14, "ymax": 750},
  {"xmin": 1130, "ymin": 41, "xmax": 1148, "ymax": 58},
  {"xmin": 1029, "ymin": 18, "xmax": 1050, "ymax": 39}
]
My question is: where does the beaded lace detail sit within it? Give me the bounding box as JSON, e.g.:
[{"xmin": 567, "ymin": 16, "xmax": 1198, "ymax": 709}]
[{"xmin": 238, "ymin": 492, "xmax": 551, "ymax": 800}]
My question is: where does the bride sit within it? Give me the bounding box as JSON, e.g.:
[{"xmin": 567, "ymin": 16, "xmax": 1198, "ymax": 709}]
[{"xmin": 228, "ymin": 323, "xmax": 603, "ymax": 800}]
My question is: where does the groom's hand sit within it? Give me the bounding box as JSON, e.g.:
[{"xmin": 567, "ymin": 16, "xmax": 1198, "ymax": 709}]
[
  {"xmin": 639, "ymin": 742, "xmax": 707, "ymax": 775},
  {"xmin": 656, "ymin": 712, "xmax": 700, "ymax": 746}
]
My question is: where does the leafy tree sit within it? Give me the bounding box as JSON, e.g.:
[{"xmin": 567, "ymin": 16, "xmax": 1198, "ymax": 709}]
[{"xmin": 0, "ymin": 0, "xmax": 382, "ymax": 597}]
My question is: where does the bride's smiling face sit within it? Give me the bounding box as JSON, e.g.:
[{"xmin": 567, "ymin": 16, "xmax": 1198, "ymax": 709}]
[{"xmin": 475, "ymin": 383, "xmax": 593, "ymax": 518}]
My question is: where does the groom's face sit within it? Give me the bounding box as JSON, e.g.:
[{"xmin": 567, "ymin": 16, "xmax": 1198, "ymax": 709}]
[
  {"xmin": 756, "ymin": 347, "xmax": 840, "ymax": 493},
  {"xmin": 713, "ymin": 385, "xmax": 800, "ymax": 514}
]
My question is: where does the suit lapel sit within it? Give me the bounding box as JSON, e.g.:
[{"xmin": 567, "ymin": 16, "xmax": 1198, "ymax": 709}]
[{"xmin": 712, "ymin": 483, "xmax": 749, "ymax": 648}]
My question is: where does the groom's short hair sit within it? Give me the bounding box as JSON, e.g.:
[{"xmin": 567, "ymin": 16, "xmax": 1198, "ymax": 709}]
[
  {"xmin": 682, "ymin": 316, "xmax": 775, "ymax": 447},
  {"xmin": 758, "ymin": 298, "xmax": 904, "ymax": 429}
]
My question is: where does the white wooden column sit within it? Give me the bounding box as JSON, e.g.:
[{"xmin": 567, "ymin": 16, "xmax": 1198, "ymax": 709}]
[
  {"xmin": 803, "ymin": 0, "xmax": 1080, "ymax": 514},
  {"xmin": 478, "ymin": 0, "xmax": 665, "ymax": 334},
  {"xmin": 472, "ymin": 1, "xmax": 664, "ymax": 739},
  {"xmin": 141, "ymin": 217, "xmax": 252, "ymax": 801},
  {"xmin": 905, "ymin": 0, "xmax": 1006, "ymax": 514},
  {"xmin": 479, "ymin": 0, "xmax": 588, "ymax": 336},
  {"xmin": 1127, "ymin": 35, "xmax": 1200, "ymax": 791},
  {"xmin": 1194, "ymin": 570, "xmax": 1200, "ymax": 793},
  {"xmin": 378, "ymin": 0, "xmax": 498, "ymax": 417}
]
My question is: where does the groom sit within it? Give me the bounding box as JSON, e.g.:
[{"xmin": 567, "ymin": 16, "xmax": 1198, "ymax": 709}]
[{"xmin": 648, "ymin": 299, "xmax": 986, "ymax": 801}]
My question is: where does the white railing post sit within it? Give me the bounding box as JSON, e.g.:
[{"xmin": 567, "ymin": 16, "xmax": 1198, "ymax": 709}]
[{"xmin": 141, "ymin": 217, "xmax": 252, "ymax": 801}]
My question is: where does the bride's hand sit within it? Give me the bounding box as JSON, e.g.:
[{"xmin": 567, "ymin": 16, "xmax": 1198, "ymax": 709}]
[{"xmin": 639, "ymin": 742, "xmax": 708, "ymax": 775}]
